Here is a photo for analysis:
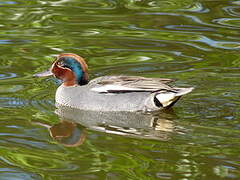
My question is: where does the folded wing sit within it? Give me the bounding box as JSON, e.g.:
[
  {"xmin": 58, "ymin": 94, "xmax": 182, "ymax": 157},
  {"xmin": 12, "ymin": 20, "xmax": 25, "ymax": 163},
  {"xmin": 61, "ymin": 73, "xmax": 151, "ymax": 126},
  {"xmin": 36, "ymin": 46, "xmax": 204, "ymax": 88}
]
[{"xmin": 90, "ymin": 76, "xmax": 174, "ymax": 93}]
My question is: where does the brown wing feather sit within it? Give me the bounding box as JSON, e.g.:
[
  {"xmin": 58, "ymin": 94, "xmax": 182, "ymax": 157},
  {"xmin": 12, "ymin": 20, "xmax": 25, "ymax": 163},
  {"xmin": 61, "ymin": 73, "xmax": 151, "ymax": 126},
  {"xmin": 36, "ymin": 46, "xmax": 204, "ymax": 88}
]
[{"xmin": 93, "ymin": 76, "xmax": 174, "ymax": 92}]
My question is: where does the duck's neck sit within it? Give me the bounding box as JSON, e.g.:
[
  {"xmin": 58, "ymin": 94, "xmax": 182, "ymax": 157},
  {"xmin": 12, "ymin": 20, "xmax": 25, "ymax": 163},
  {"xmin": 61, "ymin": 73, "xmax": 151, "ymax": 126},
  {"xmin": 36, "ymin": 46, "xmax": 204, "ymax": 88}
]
[
  {"xmin": 63, "ymin": 75, "xmax": 88, "ymax": 87},
  {"xmin": 63, "ymin": 80, "xmax": 78, "ymax": 87}
]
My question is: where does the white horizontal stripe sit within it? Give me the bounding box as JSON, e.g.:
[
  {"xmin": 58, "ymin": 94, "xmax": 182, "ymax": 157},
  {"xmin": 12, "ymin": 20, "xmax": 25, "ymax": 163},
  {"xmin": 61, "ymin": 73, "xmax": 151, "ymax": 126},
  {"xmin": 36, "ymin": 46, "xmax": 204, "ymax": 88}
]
[{"xmin": 91, "ymin": 85, "xmax": 141, "ymax": 93}]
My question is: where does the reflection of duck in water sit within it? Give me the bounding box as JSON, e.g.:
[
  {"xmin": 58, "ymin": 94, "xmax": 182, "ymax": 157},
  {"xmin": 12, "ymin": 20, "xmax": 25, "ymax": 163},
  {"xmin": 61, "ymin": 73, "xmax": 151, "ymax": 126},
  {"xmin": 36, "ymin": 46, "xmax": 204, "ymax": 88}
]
[
  {"xmin": 49, "ymin": 121, "xmax": 87, "ymax": 147},
  {"xmin": 35, "ymin": 106, "xmax": 178, "ymax": 147},
  {"xmin": 35, "ymin": 53, "xmax": 193, "ymax": 112},
  {"xmin": 34, "ymin": 120, "xmax": 87, "ymax": 147}
]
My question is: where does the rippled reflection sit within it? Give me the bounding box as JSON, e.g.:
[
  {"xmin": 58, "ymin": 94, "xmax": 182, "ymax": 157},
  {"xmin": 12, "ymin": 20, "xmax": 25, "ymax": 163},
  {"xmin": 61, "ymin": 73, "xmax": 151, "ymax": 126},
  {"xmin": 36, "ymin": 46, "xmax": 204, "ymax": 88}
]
[
  {"xmin": 31, "ymin": 106, "xmax": 183, "ymax": 149},
  {"xmin": 40, "ymin": 106, "xmax": 178, "ymax": 146}
]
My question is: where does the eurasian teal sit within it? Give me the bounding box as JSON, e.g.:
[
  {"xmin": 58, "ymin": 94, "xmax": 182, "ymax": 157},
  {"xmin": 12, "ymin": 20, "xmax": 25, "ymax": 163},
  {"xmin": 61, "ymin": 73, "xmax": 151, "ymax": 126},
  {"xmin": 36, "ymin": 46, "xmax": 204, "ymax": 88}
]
[{"xmin": 36, "ymin": 53, "xmax": 194, "ymax": 112}]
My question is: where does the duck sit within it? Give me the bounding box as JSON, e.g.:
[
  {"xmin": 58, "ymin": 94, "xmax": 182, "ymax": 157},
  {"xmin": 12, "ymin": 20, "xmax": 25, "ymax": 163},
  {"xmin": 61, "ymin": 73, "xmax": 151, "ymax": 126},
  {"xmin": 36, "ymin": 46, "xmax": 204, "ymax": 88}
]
[{"xmin": 35, "ymin": 53, "xmax": 194, "ymax": 112}]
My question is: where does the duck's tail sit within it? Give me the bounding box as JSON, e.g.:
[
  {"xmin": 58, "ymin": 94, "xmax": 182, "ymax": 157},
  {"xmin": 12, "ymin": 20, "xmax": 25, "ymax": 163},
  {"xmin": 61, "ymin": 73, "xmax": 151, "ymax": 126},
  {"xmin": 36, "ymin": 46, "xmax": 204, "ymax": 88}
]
[{"xmin": 155, "ymin": 87, "xmax": 194, "ymax": 108}]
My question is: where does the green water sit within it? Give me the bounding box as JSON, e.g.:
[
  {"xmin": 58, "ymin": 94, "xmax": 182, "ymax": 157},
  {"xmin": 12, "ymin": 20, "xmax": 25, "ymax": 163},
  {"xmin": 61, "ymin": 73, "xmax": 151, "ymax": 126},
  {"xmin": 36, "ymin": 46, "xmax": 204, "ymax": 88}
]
[{"xmin": 0, "ymin": 0, "xmax": 240, "ymax": 179}]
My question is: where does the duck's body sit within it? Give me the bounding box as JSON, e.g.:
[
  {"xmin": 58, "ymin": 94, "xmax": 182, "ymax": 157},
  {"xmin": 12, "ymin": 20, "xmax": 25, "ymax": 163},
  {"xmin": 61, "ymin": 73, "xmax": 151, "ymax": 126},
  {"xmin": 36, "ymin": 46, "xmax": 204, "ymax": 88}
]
[
  {"xmin": 36, "ymin": 53, "xmax": 194, "ymax": 112},
  {"xmin": 56, "ymin": 81, "xmax": 150, "ymax": 112}
]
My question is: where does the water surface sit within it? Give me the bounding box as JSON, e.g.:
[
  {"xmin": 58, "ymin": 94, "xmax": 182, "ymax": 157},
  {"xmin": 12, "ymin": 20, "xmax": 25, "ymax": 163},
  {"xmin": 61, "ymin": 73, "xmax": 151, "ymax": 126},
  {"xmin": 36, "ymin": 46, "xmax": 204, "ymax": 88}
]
[{"xmin": 0, "ymin": 0, "xmax": 239, "ymax": 179}]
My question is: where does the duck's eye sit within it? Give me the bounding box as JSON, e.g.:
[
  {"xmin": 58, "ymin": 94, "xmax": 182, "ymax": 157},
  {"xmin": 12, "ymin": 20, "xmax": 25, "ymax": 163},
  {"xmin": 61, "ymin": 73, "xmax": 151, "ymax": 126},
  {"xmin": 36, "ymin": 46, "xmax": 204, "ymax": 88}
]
[{"xmin": 57, "ymin": 61, "xmax": 66, "ymax": 67}]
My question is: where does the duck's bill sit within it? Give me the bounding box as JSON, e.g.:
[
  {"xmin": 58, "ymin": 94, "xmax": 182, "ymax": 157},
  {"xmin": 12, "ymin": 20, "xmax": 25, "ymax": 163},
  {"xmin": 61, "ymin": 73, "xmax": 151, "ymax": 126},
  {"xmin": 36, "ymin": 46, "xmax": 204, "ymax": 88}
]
[{"xmin": 34, "ymin": 70, "xmax": 53, "ymax": 77}]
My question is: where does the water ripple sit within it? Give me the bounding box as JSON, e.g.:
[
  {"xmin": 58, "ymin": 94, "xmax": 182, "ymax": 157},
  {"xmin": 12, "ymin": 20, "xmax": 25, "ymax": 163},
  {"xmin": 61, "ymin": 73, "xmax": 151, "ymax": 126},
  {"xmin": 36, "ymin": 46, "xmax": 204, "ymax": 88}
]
[
  {"xmin": 0, "ymin": 1, "xmax": 17, "ymax": 5},
  {"xmin": 0, "ymin": 97, "xmax": 26, "ymax": 108},
  {"xmin": 223, "ymin": 6, "xmax": 240, "ymax": 17},
  {"xmin": 29, "ymin": 93, "xmax": 54, "ymax": 112},
  {"xmin": 193, "ymin": 36, "xmax": 240, "ymax": 50},
  {"xmin": 0, "ymin": 72, "xmax": 16, "ymax": 80},
  {"xmin": 0, "ymin": 94, "xmax": 54, "ymax": 110},
  {"xmin": 165, "ymin": 24, "xmax": 214, "ymax": 31},
  {"xmin": 213, "ymin": 18, "xmax": 240, "ymax": 28},
  {"xmin": 49, "ymin": 0, "xmax": 117, "ymax": 9},
  {"xmin": 180, "ymin": 2, "xmax": 209, "ymax": 13},
  {"xmin": 124, "ymin": 0, "xmax": 191, "ymax": 11}
]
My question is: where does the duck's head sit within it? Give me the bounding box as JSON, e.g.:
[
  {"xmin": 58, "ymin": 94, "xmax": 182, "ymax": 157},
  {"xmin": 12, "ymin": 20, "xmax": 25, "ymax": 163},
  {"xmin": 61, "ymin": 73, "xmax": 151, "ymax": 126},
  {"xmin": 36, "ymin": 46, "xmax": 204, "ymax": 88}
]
[{"xmin": 36, "ymin": 53, "xmax": 89, "ymax": 86}]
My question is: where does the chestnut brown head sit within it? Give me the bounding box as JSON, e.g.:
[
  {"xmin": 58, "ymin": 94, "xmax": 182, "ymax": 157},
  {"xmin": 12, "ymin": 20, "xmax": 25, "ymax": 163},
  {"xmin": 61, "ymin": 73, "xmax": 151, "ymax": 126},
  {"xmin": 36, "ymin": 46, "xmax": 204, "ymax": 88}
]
[{"xmin": 35, "ymin": 53, "xmax": 89, "ymax": 86}]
